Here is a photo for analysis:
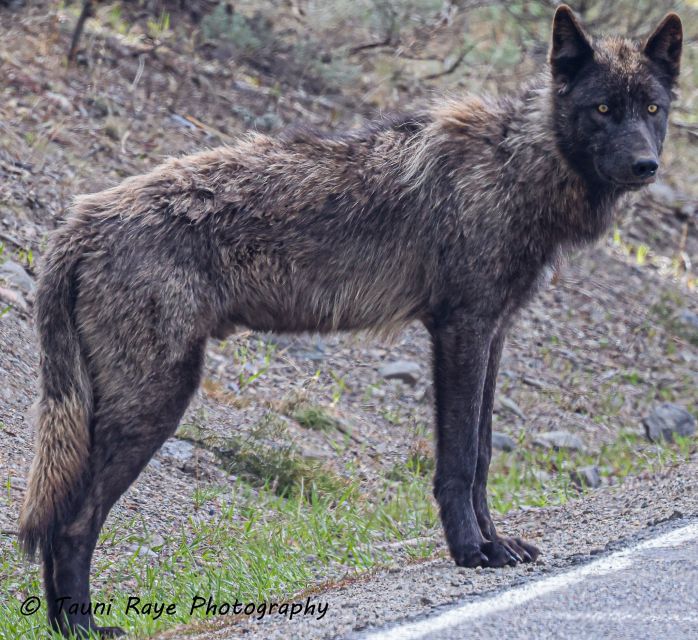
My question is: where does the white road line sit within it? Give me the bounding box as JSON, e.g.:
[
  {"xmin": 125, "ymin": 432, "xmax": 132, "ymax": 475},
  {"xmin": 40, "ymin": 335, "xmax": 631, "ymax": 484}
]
[{"xmin": 364, "ymin": 522, "xmax": 698, "ymax": 640}]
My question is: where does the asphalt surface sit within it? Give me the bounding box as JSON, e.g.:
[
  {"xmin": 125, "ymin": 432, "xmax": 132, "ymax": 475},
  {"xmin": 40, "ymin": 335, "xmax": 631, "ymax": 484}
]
[{"xmin": 360, "ymin": 520, "xmax": 698, "ymax": 640}]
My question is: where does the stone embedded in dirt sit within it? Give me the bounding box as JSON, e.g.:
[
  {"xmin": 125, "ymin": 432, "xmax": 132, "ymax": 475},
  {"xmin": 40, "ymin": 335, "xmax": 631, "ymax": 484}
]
[
  {"xmin": 0, "ymin": 260, "xmax": 35, "ymax": 294},
  {"xmin": 158, "ymin": 438, "xmax": 196, "ymax": 470},
  {"xmin": 533, "ymin": 430, "xmax": 586, "ymax": 452},
  {"xmin": 0, "ymin": 286, "xmax": 28, "ymax": 313},
  {"xmin": 379, "ymin": 360, "xmax": 421, "ymax": 385},
  {"xmin": 497, "ymin": 395, "xmax": 526, "ymax": 420},
  {"xmin": 126, "ymin": 542, "xmax": 158, "ymax": 559},
  {"xmin": 523, "ymin": 376, "xmax": 546, "ymax": 389},
  {"xmin": 46, "ymin": 91, "xmax": 73, "ymax": 113},
  {"xmin": 531, "ymin": 469, "xmax": 553, "ymax": 483},
  {"xmin": 643, "ymin": 403, "xmax": 697, "ymax": 443},
  {"xmin": 492, "ymin": 431, "xmax": 517, "ymax": 452},
  {"xmin": 678, "ymin": 309, "xmax": 698, "ymax": 331},
  {"xmin": 570, "ymin": 465, "xmax": 601, "ymax": 489}
]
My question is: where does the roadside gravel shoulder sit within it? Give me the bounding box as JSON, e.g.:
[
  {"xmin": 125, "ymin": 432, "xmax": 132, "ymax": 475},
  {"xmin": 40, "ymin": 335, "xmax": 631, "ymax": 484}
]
[{"xmin": 158, "ymin": 457, "xmax": 698, "ymax": 640}]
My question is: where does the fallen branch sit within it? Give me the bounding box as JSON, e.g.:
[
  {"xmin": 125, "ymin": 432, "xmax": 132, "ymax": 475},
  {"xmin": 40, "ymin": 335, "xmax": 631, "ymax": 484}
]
[
  {"xmin": 349, "ymin": 36, "xmax": 393, "ymax": 56},
  {"xmin": 421, "ymin": 42, "xmax": 477, "ymax": 80},
  {"xmin": 67, "ymin": 0, "xmax": 94, "ymax": 65}
]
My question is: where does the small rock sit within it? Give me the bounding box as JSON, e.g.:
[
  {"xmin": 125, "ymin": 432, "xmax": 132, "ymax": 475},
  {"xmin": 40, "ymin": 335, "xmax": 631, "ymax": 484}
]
[
  {"xmin": 677, "ymin": 309, "xmax": 698, "ymax": 331},
  {"xmin": 523, "ymin": 376, "xmax": 546, "ymax": 390},
  {"xmin": 149, "ymin": 534, "xmax": 166, "ymax": 549},
  {"xmin": 253, "ymin": 112, "xmax": 282, "ymax": 132},
  {"xmin": 643, "ymin": 403, "xmax": 696, "ymax": 443},
  {"xmin": 0, "ymin": 260, "xmax": 35, "ymax": 294},
  {"xmin": 570, "ymin": 465, "xmax": 601, "ymax": 489},
  {"xmin": 158, "ymin": 439, "xmax": 196, "ymax": 469},
  {"xmin": 379, "ymin": 360, "xmax": 421, "ymax": 386},
  {"xmin": 492, "ymin": 431, "xmax": 517, "ymax": 452},
  {"xmin": 497, "ymin": 395, "xmax": 526, "ymax": 420},
  {"xmin": 0, "ymin": 286, "xmax": 28, "ymax": 312},
  {"xmin": 531, "ymin": 469, "xmax": 552, "ymax": 483},
  {"xmin": 126, "ymin": 543, "xmax": 157, "ymax": 558},
  {"xmin": 533, "ymin": 430, "xmax": 586, "ymax": 452},
  {"xmin": 45, "ymin": 91, "xmax": 73, "ymax": 113}
]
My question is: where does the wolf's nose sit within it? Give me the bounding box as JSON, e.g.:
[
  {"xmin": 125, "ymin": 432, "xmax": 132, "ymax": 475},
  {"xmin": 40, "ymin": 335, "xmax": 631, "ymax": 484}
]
[{"xmin": 632, "ymin": 158, "xmax": 659, "ymax": 178}]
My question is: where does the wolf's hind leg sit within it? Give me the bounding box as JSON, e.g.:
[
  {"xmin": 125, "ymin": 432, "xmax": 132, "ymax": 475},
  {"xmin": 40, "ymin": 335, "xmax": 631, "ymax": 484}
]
[{"xmin": 47, "ymin": 339, "xmax": 205, "ymax": 638}]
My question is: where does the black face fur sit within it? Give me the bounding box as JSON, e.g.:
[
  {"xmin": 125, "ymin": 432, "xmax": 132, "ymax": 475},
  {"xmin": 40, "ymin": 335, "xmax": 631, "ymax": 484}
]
[{"xmin": 550, "ymin": 7, "xmax": 682, "ymax": 192}]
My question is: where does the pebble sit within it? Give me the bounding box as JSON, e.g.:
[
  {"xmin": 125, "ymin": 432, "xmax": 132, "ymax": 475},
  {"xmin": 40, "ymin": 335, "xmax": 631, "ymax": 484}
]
[
  {"xmin": 570, "ymin": 465, "xmax": 602, "ymax": 489},
  {"xmin": 643, "ymin": 403, "xmax": 696, "ymax": 443},
  {"xmin": 498, "ymin": 395, "xmax": 526, "ymax": 420},
  {"xmin": 677, "ymin": 309, "xmax": 698, "ymax": 331},
  {"xmin": 379, "ymin": 360, "xmax": 421, "ymax": 386},
  {"xmin": 0, "ymin": 286, "xmax": 28, "ymax": 312},
  {"xmin": 158, "ymin": 439, "xmax": 196, "ymax": 469},
  {"xmin": 533, "ymin": 430, "xmax": 586, "ymax": 452},
  {"xmin": 126, "ymin": 542, "xmax": 158, "ymax": 558},
  {"xmin": 492, "ymin": 431, "xmax": 517, "ymax": 452},
  {"xmin": 0, "ymin": 260, "xmax": 35, "ymax": 294}
]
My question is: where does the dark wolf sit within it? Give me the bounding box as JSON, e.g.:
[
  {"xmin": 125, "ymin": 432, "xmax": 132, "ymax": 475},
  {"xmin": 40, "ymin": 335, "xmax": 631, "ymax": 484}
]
[{"xmin": 19, "ymin": 5, "xmax": 682, "ymax": 637}]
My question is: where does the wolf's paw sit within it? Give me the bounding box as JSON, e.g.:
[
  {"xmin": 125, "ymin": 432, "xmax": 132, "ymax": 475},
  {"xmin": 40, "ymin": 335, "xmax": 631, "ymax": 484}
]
[
  {"xmin": 452, "ymin": 541, "xmax": 519, "ymax": 568},
  {"xmin": 497, "ymin": 536, "xmax": 540, "ymax": 563}
]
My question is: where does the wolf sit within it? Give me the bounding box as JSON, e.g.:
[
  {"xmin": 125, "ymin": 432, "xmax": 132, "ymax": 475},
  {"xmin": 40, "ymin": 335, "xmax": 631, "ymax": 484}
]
[{"xmin": 19, "ymin": 5, "xmax": 682, "ymax": 637}]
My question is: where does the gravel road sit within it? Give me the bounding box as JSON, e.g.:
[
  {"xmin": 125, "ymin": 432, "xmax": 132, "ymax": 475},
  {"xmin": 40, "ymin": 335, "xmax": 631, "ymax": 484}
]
[{"xmin": 159, "ymin": 457, "xmax": 698, "ymax": 640}]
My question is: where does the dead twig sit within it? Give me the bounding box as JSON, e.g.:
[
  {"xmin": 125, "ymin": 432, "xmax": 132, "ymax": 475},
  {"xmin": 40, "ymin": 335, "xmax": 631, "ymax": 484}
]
[
  {"xmin": 421, "ymin": 41, "xmax": 480, "ymax": 80},
  {"xmin": 348, "ymin": 36, "xmax": 394, "ymax": 56},
  {"xmin": 67, "ymin": 0, "xmax": 94, "ymax": 65}
]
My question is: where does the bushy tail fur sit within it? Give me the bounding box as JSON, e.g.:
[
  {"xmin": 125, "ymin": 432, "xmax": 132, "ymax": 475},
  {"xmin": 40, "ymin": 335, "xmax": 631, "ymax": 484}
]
[{"xmin": 18, "ymin": 232, "xmax": 92, "ymax": 557}]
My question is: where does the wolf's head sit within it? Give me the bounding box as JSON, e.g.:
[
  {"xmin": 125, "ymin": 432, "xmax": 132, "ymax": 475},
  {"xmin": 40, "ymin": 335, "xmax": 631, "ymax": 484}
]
[{"xmin": 549, "ymin": 5, "xmax": 682, "ymax": 191}]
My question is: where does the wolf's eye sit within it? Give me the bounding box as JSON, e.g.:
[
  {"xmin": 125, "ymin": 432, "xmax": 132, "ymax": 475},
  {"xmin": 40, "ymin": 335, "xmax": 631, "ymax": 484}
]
[
  {"xmin": 647, "ymin": 104, "xmax": 659, "ymax": 114},
  {"xmin": 597, "ymin": 104, "xmax": 609, "ymax": 114}
]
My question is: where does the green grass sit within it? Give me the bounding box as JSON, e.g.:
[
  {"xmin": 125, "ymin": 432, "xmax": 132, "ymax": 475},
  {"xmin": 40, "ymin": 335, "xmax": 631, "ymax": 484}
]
[
  {"xmin": 292, "ymin": 405, "xmax": 338, "ymax": 432},
  {"xmin": 177, "ymin": 412, "xmax": 346, "ymax": 498},
  {"xmin": 488, "ymin": 430, "xmax": 696, "ymax": 512},
  {"xmin": 1, "ymin": 473, "xmax": 438, "ymax": 639},
  {"xmin": 2, "ymin": 426, "xmax": 695, "ymax": 639}
]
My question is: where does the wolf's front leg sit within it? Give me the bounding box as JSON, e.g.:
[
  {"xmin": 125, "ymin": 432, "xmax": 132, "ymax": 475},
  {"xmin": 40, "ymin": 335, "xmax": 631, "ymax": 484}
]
[
  {"xmin": 473, "ymin": 330, "xmax": 540, "ymax": 564},
  {"xmin": 431, "ymin": 315, "xmax": 519, "ymax": 568}
]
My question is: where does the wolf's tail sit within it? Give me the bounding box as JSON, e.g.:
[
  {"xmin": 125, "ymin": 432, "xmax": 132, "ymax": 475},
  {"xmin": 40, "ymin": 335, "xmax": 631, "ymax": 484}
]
[{"xmin": 18, "ymin": 232, "xmax": 92, "ymax": 558}]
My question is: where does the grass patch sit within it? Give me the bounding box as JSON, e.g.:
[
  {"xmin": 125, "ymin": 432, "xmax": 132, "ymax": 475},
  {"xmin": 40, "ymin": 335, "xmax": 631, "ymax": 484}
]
[
  {"xmin": 292, "ymin": 405, "xmax": 338, "ymax": 432},
  {"xmin": 1, "ymin": 474, "xmax": 438, "ymax": 639},
  {"xmin": 387, "ymin": 438, "xmax": 435, "ymax": 481},
  {"xmin": 177, "ymin": 412, "xmax": 345, "ymax": 498},
  {"xmin": 3, "ymin": 423, "xmax": 695, "ymax": 639},
  {"xmin": 488, "ymin": 430, "xmax": 696, "ymax": 512}
]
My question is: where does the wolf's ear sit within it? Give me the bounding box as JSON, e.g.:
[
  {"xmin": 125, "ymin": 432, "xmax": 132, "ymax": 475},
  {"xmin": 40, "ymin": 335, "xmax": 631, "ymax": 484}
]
[
  {"xmin": 644, "ymin": 13, "xmax": 682, "ymax": 83},
  {"xmin": 549, "ymin": 5, "xmax": 593, "ymax": 87}
]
